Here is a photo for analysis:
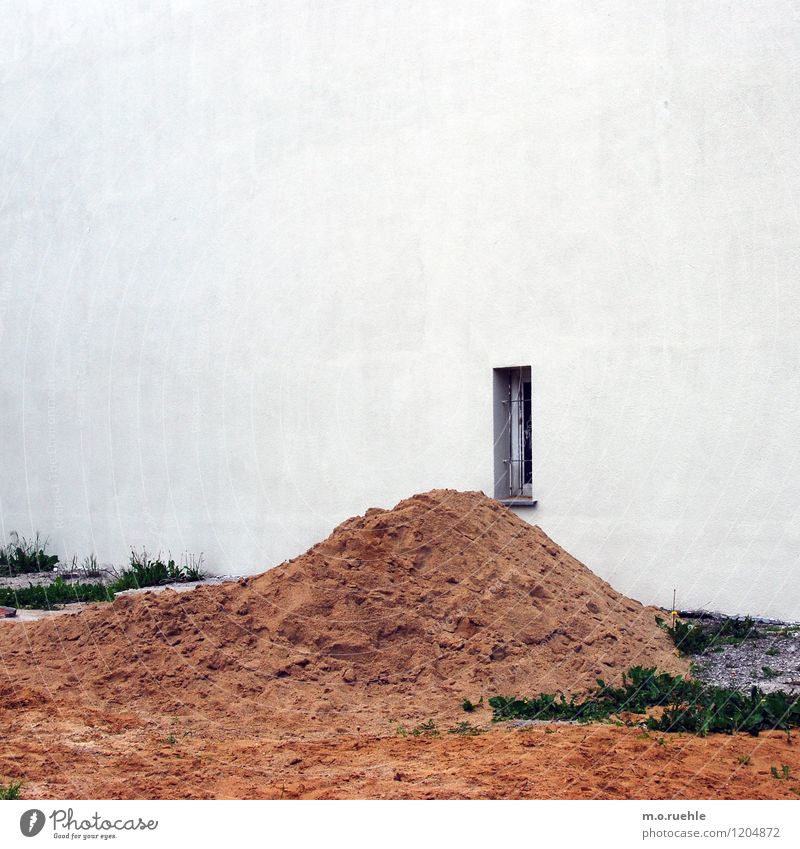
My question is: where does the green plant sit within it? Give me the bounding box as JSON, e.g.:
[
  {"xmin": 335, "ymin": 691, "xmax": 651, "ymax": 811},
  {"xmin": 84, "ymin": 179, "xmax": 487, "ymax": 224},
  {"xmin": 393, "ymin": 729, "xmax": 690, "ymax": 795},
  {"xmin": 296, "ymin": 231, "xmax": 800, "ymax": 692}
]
[
  {"xmin": 0, "ymin": 532, "xmax": 58, "ymax": 576},
  {"xmin": 448, "ymin": 721, "xmax": 486, "ymax": 736},
  {"xmin": 461, "ymin": 697, "xmax": 482, "ymax": 713},
  {"xmin": 489, "ymin": 665, "xmax": 800, "ymax": 737},
  {"xmin": 0, "ymin": 577, "xmax": 112, "ymax": 610},
  {"xmin": 108, "ymin": 549, "xmax": 205, "ymax": 592},
  {"xmin": 767, "ymin": 625, "xmax": 800, "ymax": 636},
  {"xmin": 490, "ymin": 666, "xmax": 697, "ymax": 724},
  {"xmin": 180, "ymin": 552, "xmax": 205, "ymax": 582},
  {"xmin": 656, "ymin": 615, "xmax": 761, "ymax": 656},
  {"xmin": 766, "ymin": 647, "xmax": 780, "ymax": 657},
  {"xmin": 165, "ymin": 734, "xmax": 177, "ymax": 745},
  {"xmin": 737, "ymin": 754, "xmax": 751, "ymax": 765},
  {"xmin": 762, "ymin": 666, "xmax": 780, "ymax": 680},
  {"xmin": 0, "ymin": 780, "xmax": 23, "ymax": 800},
  {"xmin": 771, "ymin": 765, "xmax": 791, "ymax": 781},
  {"xmin": 411, "ymin": 720, "xmax": 439, "ymax": 737},
  {"xmin": 81, "ymin": 554, "xmax": 102, "ymax": 578}
]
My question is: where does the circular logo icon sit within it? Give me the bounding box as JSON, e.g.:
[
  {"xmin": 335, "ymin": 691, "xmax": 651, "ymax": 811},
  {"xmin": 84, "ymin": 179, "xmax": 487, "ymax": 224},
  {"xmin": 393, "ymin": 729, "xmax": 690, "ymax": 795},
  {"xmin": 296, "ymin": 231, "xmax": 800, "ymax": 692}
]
[{"xmin": 19, "ymin": 810, "xmax": 46, "ymax": 837}]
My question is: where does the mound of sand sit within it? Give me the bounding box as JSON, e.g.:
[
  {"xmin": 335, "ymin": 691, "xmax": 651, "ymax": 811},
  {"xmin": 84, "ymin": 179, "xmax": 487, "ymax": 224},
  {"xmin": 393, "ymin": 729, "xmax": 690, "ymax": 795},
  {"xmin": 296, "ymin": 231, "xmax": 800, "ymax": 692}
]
[{"xmin": 0, "ymin": 490, "xmax": 686, "ymax": 730}]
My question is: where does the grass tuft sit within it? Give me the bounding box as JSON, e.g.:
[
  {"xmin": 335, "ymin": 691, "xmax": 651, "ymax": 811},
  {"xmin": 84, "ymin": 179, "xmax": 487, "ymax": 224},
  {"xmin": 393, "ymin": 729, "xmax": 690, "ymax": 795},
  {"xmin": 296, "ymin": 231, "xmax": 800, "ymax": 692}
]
[
  {"xmin": 109, "ymin": 549, "xmax": 205, "ymax": 592},
  {"xmin": 0, "ymin": 780, "xmax": 23, "ymax": 800},
  {"xmin": 410, "ymin": 720, "xmax": 439, "ymax": 737},
  {"xmin": 448, "ymin": 721, "xmax": 487, "ymax": 736},
  {"xmin": 656, "ymin": 614, "xmax": 761, "ymax": 656},
  {"xmin": 0, "ymin": 577, "xmax": 112, "ymax": 610},
  {"xmin": 0, "ymin": 532, "xmax": 58, "ymax": 576}
]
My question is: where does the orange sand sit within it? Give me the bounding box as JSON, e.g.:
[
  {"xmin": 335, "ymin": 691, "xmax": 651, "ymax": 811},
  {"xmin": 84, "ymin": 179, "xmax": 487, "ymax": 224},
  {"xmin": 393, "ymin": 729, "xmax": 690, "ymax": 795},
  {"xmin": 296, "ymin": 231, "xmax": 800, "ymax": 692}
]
[{"xmin": 3, "ymin": 490, "xmax": 793, "ymax": 799}]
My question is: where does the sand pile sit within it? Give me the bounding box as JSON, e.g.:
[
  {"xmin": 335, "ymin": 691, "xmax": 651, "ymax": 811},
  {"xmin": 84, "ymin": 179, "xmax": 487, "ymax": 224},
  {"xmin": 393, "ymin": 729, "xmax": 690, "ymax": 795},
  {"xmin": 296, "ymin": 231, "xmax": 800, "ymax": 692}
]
[{"xmin": 0, "ymin": 490, "xmax": 686, "ymax": 728}]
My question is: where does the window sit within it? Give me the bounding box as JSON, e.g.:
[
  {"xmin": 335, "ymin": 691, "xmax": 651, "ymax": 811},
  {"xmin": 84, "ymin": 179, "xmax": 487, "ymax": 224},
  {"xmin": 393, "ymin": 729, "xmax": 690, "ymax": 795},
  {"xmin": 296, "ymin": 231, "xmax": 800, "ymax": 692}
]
[{"xmin": 493, "ymin": 366, "xmax": 535, "ymax": 504}]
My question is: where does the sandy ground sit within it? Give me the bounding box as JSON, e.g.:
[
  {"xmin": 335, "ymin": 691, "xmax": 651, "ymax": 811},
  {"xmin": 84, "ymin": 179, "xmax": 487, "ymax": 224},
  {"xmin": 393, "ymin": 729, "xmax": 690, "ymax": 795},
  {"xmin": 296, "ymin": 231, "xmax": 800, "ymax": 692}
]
[
  {"xmin": 1, "ymin": 491, "xmax": 797, "ymax": 800},
  {"xmin": 2, "ymin": 684, "xmax": 799, "ymax": 799}
]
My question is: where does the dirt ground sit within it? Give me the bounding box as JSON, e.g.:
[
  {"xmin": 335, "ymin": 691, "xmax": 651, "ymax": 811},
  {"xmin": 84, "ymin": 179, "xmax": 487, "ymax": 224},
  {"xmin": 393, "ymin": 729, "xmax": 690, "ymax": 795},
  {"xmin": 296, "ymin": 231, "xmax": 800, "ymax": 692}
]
[
  {"xmin": 1, "ymin": 490, "xmax": 798, "ymax": 799},
  {"xmin": 2, "ymin": 683, "xmax": 799, "ymax": 799}
]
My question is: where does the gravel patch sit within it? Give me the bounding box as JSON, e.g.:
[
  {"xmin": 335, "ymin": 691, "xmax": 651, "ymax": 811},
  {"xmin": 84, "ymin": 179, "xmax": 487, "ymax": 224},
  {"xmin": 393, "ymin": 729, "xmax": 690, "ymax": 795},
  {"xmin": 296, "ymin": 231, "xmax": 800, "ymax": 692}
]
[
  {"xmin": 0, "ymin": 567, "xmax": 118, "ymax": 589},
  {"xmin": 112, "ymin": 575, "xmax": 238, "ymax": 596},
  {"xmin": 684, "ymin": 612, "xmax": 800, "ymax": 695}
]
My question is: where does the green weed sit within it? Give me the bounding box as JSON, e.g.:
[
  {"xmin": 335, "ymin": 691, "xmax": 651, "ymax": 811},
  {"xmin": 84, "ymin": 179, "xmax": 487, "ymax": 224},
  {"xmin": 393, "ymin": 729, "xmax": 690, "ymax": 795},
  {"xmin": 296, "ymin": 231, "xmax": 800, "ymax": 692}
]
[
  {"xmin": 489, "ymin": 665, "xmax": 800, "ymax": 737},
  {"xmin": 109, "ymin": 549, "xmax": 205, "ymax": 592},
  {"xmin": 410, "ymin": 720, "xmax": 439, "ymax": 737},
  {"xmin": 80, "ymin": 554, "xmax": 102, "ymax": 579},
  {"xmin": 0, "ymin": 548, "xmax": 206, "ymax": 610},
  {"xmin": 771, "ymin": 765, "xmax": 791, "ymax": 781},
  {"xmin": 0, "ymin": 577, "xmax": 112, "ymax": 610},
  {"xmin": 447, "ymin": 721, "xmax": 487, "ymax": 736},
  {"xmin": 0, "ymin": 780, "xmax": 23, "ymax": 800},
  {"xmin": 0, "ymin": 532, "xmax": 58, "ymax": 576},
  {"xmin": 656, "ymin": 615, "xmax": 761, "ymax": 656}
]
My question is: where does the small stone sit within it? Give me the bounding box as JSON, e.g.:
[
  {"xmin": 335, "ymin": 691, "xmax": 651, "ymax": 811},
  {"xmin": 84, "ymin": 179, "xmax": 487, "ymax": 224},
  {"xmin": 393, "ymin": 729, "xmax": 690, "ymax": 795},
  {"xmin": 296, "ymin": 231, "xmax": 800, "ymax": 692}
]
[
  {"xmin": 0, "ymin": 605, "xmax": 16, "ymax": 618},
  {"xmin": 342, "ymin": 668, "xmax": 356, "ymax": 684},
  {"xmin": 490, "ymin": 644, "xmax": 507, "ymax": 661}
]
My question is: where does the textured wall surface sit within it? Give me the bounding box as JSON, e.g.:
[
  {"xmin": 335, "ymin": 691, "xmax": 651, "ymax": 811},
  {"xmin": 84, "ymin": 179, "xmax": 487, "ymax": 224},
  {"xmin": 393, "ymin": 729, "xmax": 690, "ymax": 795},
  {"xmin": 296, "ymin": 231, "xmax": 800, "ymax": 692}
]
[{"xmin": 1, "ymin": 1, "xmax": 799, "ymax": 618}]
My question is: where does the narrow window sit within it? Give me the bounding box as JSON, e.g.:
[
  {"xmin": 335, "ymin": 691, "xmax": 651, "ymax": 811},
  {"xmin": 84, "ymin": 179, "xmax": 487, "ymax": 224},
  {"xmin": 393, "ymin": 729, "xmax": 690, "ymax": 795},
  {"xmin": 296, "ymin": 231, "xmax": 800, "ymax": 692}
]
[{"xmin": 493, "ymin": 366, "xmax": 535, "ymax": 504}]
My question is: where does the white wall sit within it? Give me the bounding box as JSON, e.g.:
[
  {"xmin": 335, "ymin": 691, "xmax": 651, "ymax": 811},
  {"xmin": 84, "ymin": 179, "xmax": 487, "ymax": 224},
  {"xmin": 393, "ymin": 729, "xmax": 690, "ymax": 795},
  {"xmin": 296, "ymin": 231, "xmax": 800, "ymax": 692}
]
[{"xmin": 2, "ymin": 1, "xmax": 799, "ymax": 619}]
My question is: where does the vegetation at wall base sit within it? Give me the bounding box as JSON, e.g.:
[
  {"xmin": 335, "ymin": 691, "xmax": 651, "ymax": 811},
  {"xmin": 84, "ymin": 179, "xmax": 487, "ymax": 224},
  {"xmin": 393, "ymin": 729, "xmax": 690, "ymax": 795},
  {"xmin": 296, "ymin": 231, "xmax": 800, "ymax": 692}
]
[
  {"xmin": 488, "ymin": 665, "xmax": 800, "ymax": 736},
  {"xmin": 0, "ymin": 532, "xmax": 58, "ymax": 576},
  {"xmin": 109, "ymin": 549, "xmax": 205, "ymax": 591},
  {"xmin": 0, "ymin": 577, "xmax": 112, "ymax": 609},
  {"xmin": 656, "ymin": 614, "xmax": 761, "ymax": 655},
  {"xmin": 0, "ymin": 547, "xmax": 206, "ymax": 609}
]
